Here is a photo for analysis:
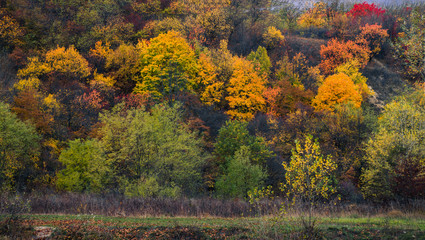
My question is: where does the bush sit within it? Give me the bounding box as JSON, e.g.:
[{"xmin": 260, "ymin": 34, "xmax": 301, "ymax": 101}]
[
  {"xmin": 215, "ymin": 146, "xmax": 267, "ymax": 198},
  {"xmin": 56, "ymin": 139, "xmax": 110, "ymax": 193},
  {"xmin": 0, "ymin": 195, "xmax": 32, "ymax": 238}
]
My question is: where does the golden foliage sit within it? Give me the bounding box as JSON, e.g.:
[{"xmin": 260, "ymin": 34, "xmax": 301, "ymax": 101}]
[
  {"xmin": 45, "ymin": 45, "xmax": 91, "ymax": 78},
  {"xmin": 297, "ymin": 1, "xmax": 327, "ymax": 28},
  {"xmin": 90, "ymin": 41, "xmax": 112, "ymax": 59},
  {"xmin": 134, "ymin": 31, "xmax": 198, "ymax": 99},
  {"xmin": 17, "ymin": 46, "xmax": 91, "ymax": 88},
  {"xmin": 313, "ymin": 73, "xmax": 362, "ymax": 111},
  {"xmin": 196, "ymin": 53, "xmax": 223, "ymax": 106},
  {"xmin": 225, "ymin": 56, "xmax": 266, "ymax": 121},
  {"xmin": 336, "ymin": 60, "xmax": 374, "ymax": 99},
  {"xmin": 91, "ymin": 71, "xmax": 116, "ymax": 88},
  {"xmin": 43, "ymin": 94, "xmax": 61, "ymax": 111},
  {"xmin": 14, "ymin": 77, "xmax": 42, "ymax": 91},
  {"xmin": 17, "ymin": 57, "xmax": 52, "ymax": 80},
  {"xmin": 282, "ymin": 135, "xmax": 337, "ymax": 201},
  {"xmin": 262, "ymin": 26, "xmax": 284, "ymax": 49},
  {"xmin": 0, "ymin": 9, "xmax": 24, "ymax": 46}
]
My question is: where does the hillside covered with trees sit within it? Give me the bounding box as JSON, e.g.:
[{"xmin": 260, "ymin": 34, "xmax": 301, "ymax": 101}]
[{"xmin": 1, "ymin": 0, "xmax": 425, "ymax": 206}]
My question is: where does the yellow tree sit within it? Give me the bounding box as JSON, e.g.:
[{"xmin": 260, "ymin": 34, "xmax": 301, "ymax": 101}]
[
  {"xmin": 134, "ymin": 31, "xmax": 198, "ymax": 100},
  {"xmin": 95, "ymin": 41, "xmax": 141, "ymax": 93},
  {"xmin": 282, "ymin": 135, "xmax": 337, "ymax": 234},
  {"xmin": 179, "ymin": 0, "xmax": 232, "ymax": 46},
  {"xmin": 297, "ymin": 1, "xmax": 328, "ymax": 29},
  {"xmin": 0, "ymin": 9, "xmax": 24, "ymax": 47},
  {"xmin": 225, "ymin": 56, "xmax": 266, "ymax": 121},
  {"xmin": 195, "ymin": 53, "xmax": 223, "ymax": 106},
  {"xmin": 262, "ymin": 26, "xmax": 284, "ymax": 49},
  {"xmin": 15, "ymin": 57, "xmax": 51, "ymax": 91},
  {"xmin": 16, "ymin": 45, "xmax": 91, "ymax": 91},
  {"xmin": 44, "ymin": 46, "xmax": 91, "ymax": 78},
  {"xmin": 313, "ymin": 73, "xmax": 362, "ymax": 111}
]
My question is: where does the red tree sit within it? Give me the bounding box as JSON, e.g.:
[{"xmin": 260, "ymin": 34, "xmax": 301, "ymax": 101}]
[{"xmin": 347, "ymin": 2, "xmax": 386, "ymax": 26}]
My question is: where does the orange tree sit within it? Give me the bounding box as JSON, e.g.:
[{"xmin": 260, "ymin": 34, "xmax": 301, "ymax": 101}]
[
  {"xmin": 357, "ymin": 23, "xmax": 389, "ymax": 55},
  {"xmin": 319, "ymin": 38, "xmax": 371, "ymax": 76},
  {"xmin": 194, "ymin": 53, "xmax": 223, "ymax": 106}
]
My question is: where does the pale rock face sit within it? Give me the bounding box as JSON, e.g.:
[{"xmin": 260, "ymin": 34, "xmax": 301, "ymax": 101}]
[{"xmin": 34, "ymin": 226, "xmax": 55, "ymax": 239}]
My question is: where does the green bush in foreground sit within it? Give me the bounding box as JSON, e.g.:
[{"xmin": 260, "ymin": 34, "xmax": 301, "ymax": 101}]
[
  {"xmin": 57, "ymin": 139, "xmax": 110, "ymax": 193},
  {"xmin": 100, "ymin": 102, "xmax": 207, "ymax": 198},
  {"xmin": 0, "ymin": 102, "xmax": 41, "ymax": 191},
  {"xmin": 215, "ymin": 146, "xmax": 267, "ymax": 198}
]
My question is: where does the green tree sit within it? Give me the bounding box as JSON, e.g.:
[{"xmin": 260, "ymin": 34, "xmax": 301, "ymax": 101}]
[
  {"xmin": 56, "ymin": 139, "xmax": 110, "ymax": 193},
  {"xmin": 247, "ymin": 46, "xmax": 272, "ymax": 77},
  {"xmin": 361, "ymin": 91, "xmax": 425, "ymax": 201},
  {"xmin": 0, "ymin": 102, "xmax": 41, "ymax": 191},
  {"xmin": 214, "ymin": 120, "xmax": 273, "ymax": 167},
  {"xmin": 215, "ymin": 146, "xmax": 267, "ymax": 198},
  {"xmin": 393, "ymin": 9, "xmax": 425, "ymax": 82},
  {"xmin": 99, "ymin": 103, "xmax": 207, "ymax": 198},
  {"xmin": 282, "ymin": 135, "xmax": 337, "ymax": 233}
]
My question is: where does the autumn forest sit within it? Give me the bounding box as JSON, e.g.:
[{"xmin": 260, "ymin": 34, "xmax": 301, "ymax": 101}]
[{"xmin": 1, "ymin": 0, "xmax": 425, "ymax": 209}]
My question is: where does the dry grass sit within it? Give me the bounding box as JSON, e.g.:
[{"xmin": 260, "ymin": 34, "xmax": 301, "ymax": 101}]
[
  {"xmin": 2, "ymin": 193, "xmax": 425, "ymax": 220},
  {"xmin": 286, "ymin": 35, "xmax": 327, "ymax": 66}
]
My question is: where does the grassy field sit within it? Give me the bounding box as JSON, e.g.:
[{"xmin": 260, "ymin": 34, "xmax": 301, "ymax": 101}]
[{"xmin": 2, "ymin": 213, "xmax": 425, "ymax": 239}]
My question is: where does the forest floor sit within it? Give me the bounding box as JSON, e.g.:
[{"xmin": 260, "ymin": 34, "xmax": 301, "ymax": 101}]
[{"xmin": 1, "ymin": 213, "xmax": 425, "ymax": 239}]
